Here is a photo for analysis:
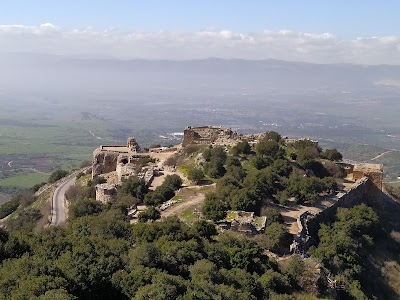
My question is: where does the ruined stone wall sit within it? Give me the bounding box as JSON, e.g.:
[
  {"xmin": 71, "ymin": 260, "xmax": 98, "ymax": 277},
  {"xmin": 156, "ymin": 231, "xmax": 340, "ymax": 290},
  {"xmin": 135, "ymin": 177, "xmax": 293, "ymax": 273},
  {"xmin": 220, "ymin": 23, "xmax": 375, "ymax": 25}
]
[
  {"xmin": 297, "ymin": 177, "xmax": 379, "ymax": 249},
  {"xmin": 95, "ymin": 184, "xmax": 117, "ymax": 203},
  {"xmin": 353, "ymin": 171, "xmax": 365, "ymax": 181},
  {"xmin": 182, "ymin": 127, "xmax": 199, "ymax": 147},
  {"xmin": 182, "ymin": 126, "xmax": 242, "ymax": 147},
  {"xmin": 367, "ymin": 172, "xmax": 383, "ymax": 190},
  {"xmin": 92, "ymin": 150, "xmax": 119, "ymax": 178}
]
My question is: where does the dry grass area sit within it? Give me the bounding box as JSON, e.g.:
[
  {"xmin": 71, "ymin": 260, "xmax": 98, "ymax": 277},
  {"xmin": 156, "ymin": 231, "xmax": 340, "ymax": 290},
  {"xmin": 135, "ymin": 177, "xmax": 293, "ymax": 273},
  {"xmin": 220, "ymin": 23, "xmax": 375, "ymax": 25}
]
[
  {"xmin": 33, "ymin": 187, "xmax": 54, "ymax": 231},
  {"xmin": 76, "ymin": 174, "xmax": 92, "ymax": 187},
  {"xmin": 149, "ymin": 169, "xmax": 176, "ymax": 190},
  {"xmin": 160, "ymin": 185, "xmax": 215, "ymax": 220},
  {"xmin": 383, "ymin": 261, "xmax": 400, "ymax": 293}
]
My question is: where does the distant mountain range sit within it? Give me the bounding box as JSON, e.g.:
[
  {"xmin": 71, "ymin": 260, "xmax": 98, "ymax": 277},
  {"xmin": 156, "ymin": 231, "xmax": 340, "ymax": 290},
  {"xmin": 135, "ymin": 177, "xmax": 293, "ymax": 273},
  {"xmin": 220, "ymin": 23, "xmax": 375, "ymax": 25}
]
[{"xmin": 1, "ymin": 52, "xmax": 400, "ymax": 92}]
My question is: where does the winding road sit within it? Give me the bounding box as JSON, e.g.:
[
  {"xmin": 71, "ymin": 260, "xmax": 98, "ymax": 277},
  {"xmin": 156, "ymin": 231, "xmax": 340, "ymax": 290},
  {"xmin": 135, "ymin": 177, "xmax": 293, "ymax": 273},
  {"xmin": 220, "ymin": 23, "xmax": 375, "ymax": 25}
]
[{"xmin": 50, "ymin": 175, "xmax": 76, "ymax": 226}]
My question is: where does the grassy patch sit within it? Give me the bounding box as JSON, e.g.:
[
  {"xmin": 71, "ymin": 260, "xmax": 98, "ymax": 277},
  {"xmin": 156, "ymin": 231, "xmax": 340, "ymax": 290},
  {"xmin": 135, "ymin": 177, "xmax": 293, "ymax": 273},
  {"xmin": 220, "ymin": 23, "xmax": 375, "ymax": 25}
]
[
  {"xmin": 197, "ymin": 185, "xmax": 215, "ymax": 193},
  {"xmin": 242, "ymin": 160, "xmax": 256, "ymax": 173},
  {"xmin": 32, "ymin": 187, "xmax": 54, "ymax": 230},
  {"xmin": 0, "ymin": 171, "xmax": 48, "ymax": 188},
  {"xmin": 171, "ymin": 195, "xmax": 184, "ymax": 202},
  {"xmin": 226, "ymin": 211, "xmax": 237, "ymax": 221},
  {"xmin": 252, "ymin": 216, "xmax": 267, "ymax": 230},
  {"xmin": 177, "ymin": 166, "xmax": 189, "ymax": 177},
  {"xmin": 31, "ymin": 188, "xmax": 53, "ymax": 210},
  {"xmin": 180, "ymin": 208, "xmax": 199, "ymax": 223},
  {"xmin": 76, "ymin": 174, "xmax": 91, "ymax": 187}
]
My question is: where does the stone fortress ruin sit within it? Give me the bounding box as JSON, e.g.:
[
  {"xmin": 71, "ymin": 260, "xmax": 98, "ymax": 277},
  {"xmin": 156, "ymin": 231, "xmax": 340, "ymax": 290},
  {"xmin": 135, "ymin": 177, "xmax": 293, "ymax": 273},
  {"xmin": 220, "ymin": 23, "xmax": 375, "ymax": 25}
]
[
  {"xmin": 182, "ymin": 126, "xmax": 243, "ymax": 147},
  {"xmin": 91, "ymin": 125, "xmax": 387, "ymax": 249},
  {"xmin": 92, "ymin": 137, "xmax": 156, "ymax": 203}
]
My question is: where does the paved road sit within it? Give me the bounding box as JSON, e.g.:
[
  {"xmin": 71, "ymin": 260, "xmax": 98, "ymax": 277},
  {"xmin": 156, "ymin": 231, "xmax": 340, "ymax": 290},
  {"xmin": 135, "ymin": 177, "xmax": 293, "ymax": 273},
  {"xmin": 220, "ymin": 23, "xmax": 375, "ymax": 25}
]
[{"xmin": 51, "ymin": 176, "xmax": 76, "ymax": 226}]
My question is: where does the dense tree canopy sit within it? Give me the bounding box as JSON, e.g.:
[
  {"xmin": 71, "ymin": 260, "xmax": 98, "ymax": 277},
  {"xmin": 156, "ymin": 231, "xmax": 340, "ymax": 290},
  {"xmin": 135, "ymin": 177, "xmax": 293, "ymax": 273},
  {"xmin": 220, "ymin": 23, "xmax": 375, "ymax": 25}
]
[{"xmin": 0, "ymin": 130, "xmax": 385, "ymax": 299}]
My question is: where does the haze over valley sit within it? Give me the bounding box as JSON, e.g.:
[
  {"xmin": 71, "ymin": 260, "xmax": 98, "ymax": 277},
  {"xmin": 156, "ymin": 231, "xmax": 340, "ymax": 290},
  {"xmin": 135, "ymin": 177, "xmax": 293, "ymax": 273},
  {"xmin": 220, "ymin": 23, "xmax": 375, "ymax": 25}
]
[{"xmin": 1, "ymin": 54, "xmax": 400, "ymax": 200}]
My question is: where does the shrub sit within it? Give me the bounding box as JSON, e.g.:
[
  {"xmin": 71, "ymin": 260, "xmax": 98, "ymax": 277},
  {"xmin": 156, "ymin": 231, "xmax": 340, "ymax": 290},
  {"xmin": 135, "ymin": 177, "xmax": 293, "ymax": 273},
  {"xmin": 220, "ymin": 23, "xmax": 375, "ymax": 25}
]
[
  {"xmin": 320, "ymin": 149, "xmax": 343, "ymax": 161},
  {"xmin": 48, "ymin": 170, "xmax": 69, "ymax": 183},
  {"xmin": 69, "ymin": 198, "xmax": 102, "ymax": 219},
  {"xmin": 264, "ymin": 222, "xmax": 292, "ymax": 252},
  {"xmin": 0, "ymin": 198, "xmax": 19, "ymax": 219},
  {"xmin": 138, "ymin": 207, "xmax": 161, "ymax": 222},
  {"xmin": 6, "ymin": 208, "xmax": 42, "ymax": 231},
  {"xmin": 187, "ymin": 167, "xmax": 205, "ymax": 184}
]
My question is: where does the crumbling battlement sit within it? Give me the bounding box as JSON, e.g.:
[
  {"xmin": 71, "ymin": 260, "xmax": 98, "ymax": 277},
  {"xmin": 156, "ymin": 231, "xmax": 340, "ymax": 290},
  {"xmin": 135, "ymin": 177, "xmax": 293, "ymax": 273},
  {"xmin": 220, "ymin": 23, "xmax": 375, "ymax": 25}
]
[
  {"xmin": 293, "ymin": 177, "xmax": 379, "ymax": 252},
  {"xmin": 182, "ymin": 126, "xmax": 242, "ymax": 147},
  {"xmin": 92, "ymin": 150, "xmax": 119, "ymax": 177},
  {"xmin": 95, "ymin": 183, "xmax": 117, "ymax": 203},
  {"xmin": 92, "ymin": 137, "xmax": 149, "ymax": 178},
  {"xmin": 217, "ymin": 211, "xmax": 267, "ymax": 235},
  {"xmin": 352, "ymin": 163, "xmax": 383, "ymax": 190}
]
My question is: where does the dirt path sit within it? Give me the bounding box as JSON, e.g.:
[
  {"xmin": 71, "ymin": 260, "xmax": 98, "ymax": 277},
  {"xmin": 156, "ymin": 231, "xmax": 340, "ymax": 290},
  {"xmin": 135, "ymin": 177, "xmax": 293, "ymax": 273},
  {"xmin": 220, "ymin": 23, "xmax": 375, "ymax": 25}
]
[
  {"xmin": 274, "ymin": 194, "xmax": 342, "ymax": 234},
  {"xmin": 371, "ymin": 150, "xmax": 393, "ymax": 161},
  {"xmin": 149, "ymin": 170, "xmax": 175, "ymax": 190},
  {"xmin": 161, "ymin": 190, "xmax": 206, "ymax": 218}
]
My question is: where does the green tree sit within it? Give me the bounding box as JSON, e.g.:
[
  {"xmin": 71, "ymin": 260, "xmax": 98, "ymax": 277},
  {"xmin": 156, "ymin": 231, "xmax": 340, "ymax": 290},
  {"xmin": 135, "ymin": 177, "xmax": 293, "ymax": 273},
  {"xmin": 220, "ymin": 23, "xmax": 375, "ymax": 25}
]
[
  {"xmin": 138, "ymin": 207, "xmax": 161, "ymax": 222},
  {"xmin": 296, "ymin": 147, "xmax": 320, "ymax": 165},
  {"xmin": 118, "ymin": 176, "xmax": 148, "ymax": 200},
  {"xmin": 312, "ymin": 204, "xmax": 379, "ymax": 297},
  {"xmin": 112, "ymin": 267, "xmax": 158, "ymax": 298},
  {"xmin": 202, "ymin": 193, "xmax": 227, "ymax": 221},
  {"xmin": 69, "ymin": 198, "xmax": 102, "ymax": 219},
  {"xmin": 203, "ymin": 147, "xmax": 212, "ymax": 162},
  {"xmin": 284, "ymin": 255, "xmax": 305, "ymax": 282},
  {"xmin": 0, "ymin": 198, "xmax": 19, "ymax": 219},
  {"xmin": 163, "ymin": 174, "xmax": 183, "ymax": 190},
  {"xmin": 6, "ymin": 208, "xmax": 42, "ymax": 232},
  {"xmin": 264, "ymin": 222, "xmax": 292, "ymax": 252},
  {"xmin": 225, "ymin": 165, "xmax": 247, "ymax": 181},
  {"xmin": 191, "ymin": 220, "xmax": 217, "ymax": 239},
  {"xmin": 187, "ymin": 167, "xmax": 205, "ymax": 184},
  {"xmin": 207, "ymin": 161, "xmax": 226, "ymax": 179},
  {"xmin": 252, "ymin": 155, "xmax": 271, "ymax": 170},
  {"xmin": 321, "ymin": 148, "xmax": 343, "ymax": 161},
  {"xmin": 48, "ymin": 169, "xmax": 69, "ymax": 183},
  {"xmin": 264, "ymin": 131, "xmax": 282, "ymax": 142},
  {"xmin": 232, "ymin": 140, "xmax": 252, "ymax": 155},
  {"xmin": 256, "ymin": 139, "xmax": 281, "ymax": 158},
  {"xmin": 230, "ymin": 189, "xmax": 257, "ymax": 211},
  {"xmin": 38, "ymin": 289, "xmax": 76, "ymax": 300},
  {"xmin": 262, "ymin": 208, "xmax": 284, "ymax": 225},
  {"xmin": 133, "ymin": 273, "xmax": 188, "ymax": 300},
  {"xmin": 271, "ymin": 159, "xmax": 292, "ymax": 177}
]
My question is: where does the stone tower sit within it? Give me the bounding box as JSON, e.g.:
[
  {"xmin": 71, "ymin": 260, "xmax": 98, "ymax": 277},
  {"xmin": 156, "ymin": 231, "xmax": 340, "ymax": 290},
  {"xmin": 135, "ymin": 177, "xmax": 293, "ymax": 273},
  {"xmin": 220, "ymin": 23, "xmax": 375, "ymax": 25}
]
[{"xmin": 127, "ymin": 137, "xmax": 140, "ymax": 152}]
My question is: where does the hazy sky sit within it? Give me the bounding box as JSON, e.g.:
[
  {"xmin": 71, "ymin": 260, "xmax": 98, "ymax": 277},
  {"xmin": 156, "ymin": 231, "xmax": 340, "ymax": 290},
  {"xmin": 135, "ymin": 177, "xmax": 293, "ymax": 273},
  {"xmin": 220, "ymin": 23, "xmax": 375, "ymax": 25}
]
[{"xmin": 1, "ymin": 1, "xmax": 400, "ymax": 64}]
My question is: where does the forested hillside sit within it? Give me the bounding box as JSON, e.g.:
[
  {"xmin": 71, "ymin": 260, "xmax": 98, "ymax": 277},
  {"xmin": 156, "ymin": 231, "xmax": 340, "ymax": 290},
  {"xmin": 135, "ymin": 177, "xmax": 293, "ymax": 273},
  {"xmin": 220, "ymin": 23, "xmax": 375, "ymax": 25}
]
[{"xmin": 0, "ymin": 131, "xmax": 399, "ymax": 299}]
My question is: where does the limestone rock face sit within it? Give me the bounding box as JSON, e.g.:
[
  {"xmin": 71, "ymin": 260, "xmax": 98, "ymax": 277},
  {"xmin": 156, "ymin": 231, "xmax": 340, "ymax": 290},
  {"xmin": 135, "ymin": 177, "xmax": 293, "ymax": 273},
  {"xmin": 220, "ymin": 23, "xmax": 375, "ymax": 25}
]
[{"xmin": 92, "ymin": 150, "xmax": 119, "ymax": 177}]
